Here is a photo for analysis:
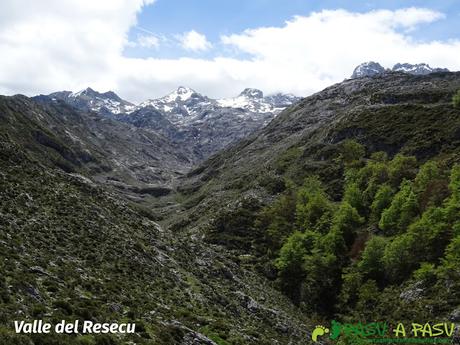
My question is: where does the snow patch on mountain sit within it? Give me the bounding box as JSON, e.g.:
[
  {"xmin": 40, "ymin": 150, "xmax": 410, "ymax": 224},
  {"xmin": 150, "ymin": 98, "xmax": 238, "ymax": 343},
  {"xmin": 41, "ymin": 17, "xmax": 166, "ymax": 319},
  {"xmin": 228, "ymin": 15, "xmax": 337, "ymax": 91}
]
[{"xmin": 217, "ymin": 88, "xmax": 298, "ymax": 114}]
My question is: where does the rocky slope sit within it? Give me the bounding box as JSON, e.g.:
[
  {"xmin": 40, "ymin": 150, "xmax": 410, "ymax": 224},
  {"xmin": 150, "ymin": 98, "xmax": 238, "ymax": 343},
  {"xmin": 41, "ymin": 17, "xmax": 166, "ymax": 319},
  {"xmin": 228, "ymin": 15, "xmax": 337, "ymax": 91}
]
[{"xmin": 1, "ymin": 95, "xmax": 194, "ymax": 207}]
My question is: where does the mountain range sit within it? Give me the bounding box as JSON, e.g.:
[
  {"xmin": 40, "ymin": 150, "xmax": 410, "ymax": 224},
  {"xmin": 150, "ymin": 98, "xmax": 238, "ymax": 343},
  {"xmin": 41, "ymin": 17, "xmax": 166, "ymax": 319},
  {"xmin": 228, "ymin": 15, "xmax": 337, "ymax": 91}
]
[
  {"xmin": 351, "ymin": 61, "xmax": 450, "ymax": 78},
  {"xmin": 47, "ymin": 87, "xmax": 300, "ymax": 161}
]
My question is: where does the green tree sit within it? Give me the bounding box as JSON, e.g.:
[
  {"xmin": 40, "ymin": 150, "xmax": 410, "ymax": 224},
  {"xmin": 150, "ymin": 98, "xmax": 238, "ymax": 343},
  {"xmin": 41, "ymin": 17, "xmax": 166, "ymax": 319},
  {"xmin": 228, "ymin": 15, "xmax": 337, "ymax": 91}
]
[
  {"xmin": 438, "ymin": 235, "xmax": 460, "ymax": 281},
  {"xmin": 379, "ymin": 180, "xmax": 418, "ymax": 234},
  {"xmin": 256, "ymin": 188, "xmax": 297, "ymax": 250},
  {"xmin": 370, "ymin": 184, "xmax": 394, "ymax": 224},
  {"xmin": 414, "ymin": 160, "xmax": 448, "ymax": 210},
  {"xmin": 328, "ymin": 202, "xmax": 364, "ymax": 251},
  {"xmin": 445, "ymin": 165, "xmax": 460, "ymax": 231},
  {"xmin": 359, "ymin": 236, "xmax": 387, "ymax": 281},
  {"xmin": 453, "ymin": 89, "xmax": 460, "ymax": 108},
  {"xmin": 448, "ymin": 164, "xmax": 460, "ymax": 201},
  {"xmin": 442, "ymin": 235, "xmax": 460, "ymax": 268},
  {"xmin": 343, "ymin": 182, "xmax": 365, "ymax": 217},
  {"xmin": 398, "ymin": 186, "xmax": 418, "ymax": 230},
  {"xmin": 388, "ymin": 154, "xmax": 417, "ymax": 187},
  {"xmin": 300, "ymin": 249, "xmax": 341, "ymax": 313},
  {"xmin": 338, "ymin": 267, "xmax": 364, "ymax": 312},
  {"xmin": 407, "ymin": 207, "xmax": 449, "ymax": 263},
  {"xmin": 382, "ymin": 233, "xmax": 417, "ymax": 282},
  {"xmin": 370, "ymin": 151, "xmax": 389, "ymax": 162},
  {"xmin": 414, "ymin": 161, "xmax": 441, "ymax": 193},
  {"xmin": 301, "ymin": 250, "xmax": 340, "ymax": 313},
  {"xmin": 296, "ymin": 192, "xmax": 333, "ymax": 233},
  {"xmin": 275, "ymin": 231, "xmax": 312, "ymax": 300}
]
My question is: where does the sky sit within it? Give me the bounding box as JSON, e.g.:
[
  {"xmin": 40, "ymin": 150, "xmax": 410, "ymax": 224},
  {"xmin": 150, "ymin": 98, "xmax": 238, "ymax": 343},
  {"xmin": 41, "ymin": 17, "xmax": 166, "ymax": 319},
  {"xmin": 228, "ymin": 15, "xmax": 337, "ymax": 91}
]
[{"xmin": 0, "ymin": 0, "xmax": 460, "ymax": 103}]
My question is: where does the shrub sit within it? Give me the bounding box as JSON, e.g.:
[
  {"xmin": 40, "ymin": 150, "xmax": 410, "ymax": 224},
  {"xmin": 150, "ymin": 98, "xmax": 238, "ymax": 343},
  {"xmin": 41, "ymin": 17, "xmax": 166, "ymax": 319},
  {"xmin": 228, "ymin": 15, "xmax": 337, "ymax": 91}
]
[{"xmin": 340, "ymin": 140, "xmax": 365, "ymax": 166}]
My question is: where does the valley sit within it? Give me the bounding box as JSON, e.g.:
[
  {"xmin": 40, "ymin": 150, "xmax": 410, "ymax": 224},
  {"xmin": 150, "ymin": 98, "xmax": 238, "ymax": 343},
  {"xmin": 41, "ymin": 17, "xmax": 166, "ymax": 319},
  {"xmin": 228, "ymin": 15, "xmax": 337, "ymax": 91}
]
[{"xmin": 1, "ymin": 64, "xmax": 460, "ymax": 344}]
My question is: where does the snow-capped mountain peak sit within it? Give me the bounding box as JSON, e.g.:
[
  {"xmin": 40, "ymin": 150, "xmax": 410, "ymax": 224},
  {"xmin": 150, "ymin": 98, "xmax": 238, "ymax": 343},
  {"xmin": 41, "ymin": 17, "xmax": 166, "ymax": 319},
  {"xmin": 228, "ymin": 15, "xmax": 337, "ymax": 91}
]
[
  {"xmin": 49, "ymin": 86, "xmax": 301, "ymax": 128},
  {"xmin": 163, "ymin": 86, "xmax": 197, "ymax": 102},
  {"xmin": 239, "ymin": 88, "xmax": 264, "ymax": 99},
  {"xmin": 351, "ymin": 62, "xmax": 387, "ymax": 79},
  {"xmin": 392, "ymin": 63, "xmax": 449, "ymax": 75},
  {"xmin": 70, "ymin": 87, "xmax": 93, "ymax": 98},
  {"xmin": 138, "ymin": 87, "xmax": 210, "ymax": 121},
  {"xmin": 49, "ymin": 88, "xmax": 135, "ymax": 115},
  {"xmin": 216, "ymin": 88, "xmax": 298, "ymax": 114}
]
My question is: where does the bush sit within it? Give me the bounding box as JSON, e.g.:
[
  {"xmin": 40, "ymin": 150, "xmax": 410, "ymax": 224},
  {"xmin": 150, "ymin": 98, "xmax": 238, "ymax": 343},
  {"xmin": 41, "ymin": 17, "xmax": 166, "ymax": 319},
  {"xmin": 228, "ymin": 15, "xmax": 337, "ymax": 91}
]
[{"xmin": 340, "ymin": 140, "xmax": 365, "ymax": 166}]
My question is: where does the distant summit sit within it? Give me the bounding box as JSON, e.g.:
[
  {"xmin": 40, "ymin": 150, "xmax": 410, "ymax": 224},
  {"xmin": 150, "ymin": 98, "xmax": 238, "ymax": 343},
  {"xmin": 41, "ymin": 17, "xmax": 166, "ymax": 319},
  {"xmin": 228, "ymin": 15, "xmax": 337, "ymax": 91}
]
[
  {"xmin": 351, "ymin": 61, "xmax": 386, "ymax": 79},
  {"xmin": 351, "ymin": 62, "xmax": 450, "ymax": 79},
  {"xmin": 392, "ymin": 63, "xmax": 449, "ymax": 75},
  {"xmin": 49, "ymin": 87, "xmax": 135, "ymax": 115},
  {"xmin": 239, "ymin": 88, "xmax": 264, "ymax": 99}
]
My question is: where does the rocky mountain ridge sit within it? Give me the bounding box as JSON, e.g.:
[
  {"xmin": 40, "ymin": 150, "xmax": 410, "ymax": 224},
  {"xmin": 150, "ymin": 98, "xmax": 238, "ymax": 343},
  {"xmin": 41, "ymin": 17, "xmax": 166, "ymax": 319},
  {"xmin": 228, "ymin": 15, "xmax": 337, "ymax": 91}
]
[
  {"xmin": 49, "ymin": 86, "xmax": 299, "ymax": 122},
  {"xmin": 49, "ymin": 87, "xmax": 136, "ymax": 116},
  {"xmin": 43, "ymin": 86, "xmax": 301, "ymax": 161},
  {"xmin": 351, "ymin": 61, "xmax": 450, "ymax": 78}
]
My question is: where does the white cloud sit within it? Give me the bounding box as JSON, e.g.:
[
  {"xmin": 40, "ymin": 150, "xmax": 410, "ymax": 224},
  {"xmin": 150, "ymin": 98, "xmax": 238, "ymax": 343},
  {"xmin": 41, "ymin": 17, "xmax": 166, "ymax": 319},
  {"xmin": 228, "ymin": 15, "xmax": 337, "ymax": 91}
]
[
  {"xmin": 0, "ymin": 0, "xmax": 154, "ymax": 96},
  {"xmin": 133, "ymin": 34, "xmax": 160, "ymax": 48},
  {"xmin": 178, "ymin": 30, "xmax": 212, "ymax": 52},
  {"xmin": 0, "ymin": 4, "xmax": 459, "ymax": 103}
]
